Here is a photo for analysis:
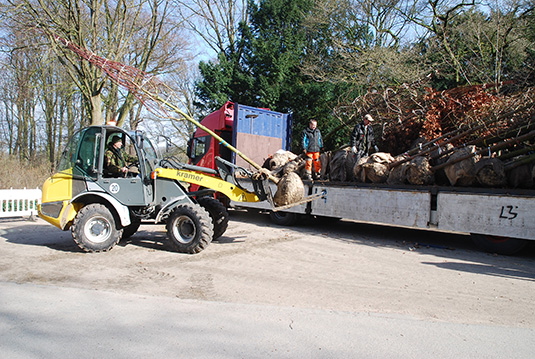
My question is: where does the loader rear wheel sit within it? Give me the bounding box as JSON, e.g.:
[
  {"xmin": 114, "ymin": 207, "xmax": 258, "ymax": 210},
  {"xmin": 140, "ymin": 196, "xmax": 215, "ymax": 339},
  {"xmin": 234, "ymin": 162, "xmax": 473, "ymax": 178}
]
[
  {"xmin": 166, "ymin": 203, "xmax": 214, "ymax": 254},
  {"xmin": 471, "ymin": 234, "xmax": 528, "ymax": 255},
  {"xmin": 71, "ymin": 204, "xmax": 122, "ymax": 252},
  {"xmin": 197, "ymin": 196, "xmax": 229, "ymax": 240}
]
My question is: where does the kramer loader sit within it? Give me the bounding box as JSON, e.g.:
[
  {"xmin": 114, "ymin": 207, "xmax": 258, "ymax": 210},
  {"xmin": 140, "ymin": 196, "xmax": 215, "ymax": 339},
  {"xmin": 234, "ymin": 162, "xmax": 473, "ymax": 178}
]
[{"xmin": 38, "ymin": 125, "xmax": 272, "ymax": 254}]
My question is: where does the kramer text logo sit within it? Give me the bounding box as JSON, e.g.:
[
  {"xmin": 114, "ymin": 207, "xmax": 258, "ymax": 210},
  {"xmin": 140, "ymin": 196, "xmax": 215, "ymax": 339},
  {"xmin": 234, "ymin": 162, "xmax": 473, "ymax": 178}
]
[{"xmin": 177, "ymin": 171, "xmax": 204, "ymax": 182}]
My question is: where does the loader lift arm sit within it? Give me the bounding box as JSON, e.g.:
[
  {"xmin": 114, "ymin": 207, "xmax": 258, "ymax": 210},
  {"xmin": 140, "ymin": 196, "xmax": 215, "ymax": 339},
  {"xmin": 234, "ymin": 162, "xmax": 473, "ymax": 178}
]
[
  {"xmin": 154, "ymin": 155, "xmax": 273, "ymax": 204},
  {"xmin": 154, "ymin": 167, "xmax": 262, "ymax": 203}
]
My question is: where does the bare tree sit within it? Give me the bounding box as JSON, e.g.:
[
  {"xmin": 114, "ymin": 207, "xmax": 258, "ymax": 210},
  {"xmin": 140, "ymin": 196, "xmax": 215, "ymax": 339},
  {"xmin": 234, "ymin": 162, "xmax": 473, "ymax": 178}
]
[
  {"xmin": 398, "ymin": 0, "xmax": 477, "ymax": 84},
  {"xmin": 167, "ymin": 62, "xmax": 200, "ymax": 139},
  {"xmin": 401, "ymin": 0, "xmax": 534, "ymax": 85},
  {"xmin": 139, "ymin": 61, "xmax": 200, "ymax": 157},
  {"xmin": 301, "ymin": 0, "xmax": 424, "ymax": 86},
  {"xmin": 458, "ymin": 0, "xmax": 533, "ymax": 84},
  {"xmin": 37, "ymin": 54, "xmax": 80, "ymax": 167},
  {"xmin": 174, "ymin": 0, "xmax": 248, "ymax": 57},
  {"xmin": 0, "ymin": 63, "xmax": 17, "ymax": 154},
  {"xmin": 5, "ymin": 0, "xmax": 190, "ymax": 127},
  {"xmin": 349, "ymin": 0, "xmax": 415, "ymax": 47},
  {"xmin": 108, "ymin": 0, "xmax": 192, "ymax": 128},
  {"xmin": 0, "ymin": 27, "xmax": 40, "ymax": 160}
]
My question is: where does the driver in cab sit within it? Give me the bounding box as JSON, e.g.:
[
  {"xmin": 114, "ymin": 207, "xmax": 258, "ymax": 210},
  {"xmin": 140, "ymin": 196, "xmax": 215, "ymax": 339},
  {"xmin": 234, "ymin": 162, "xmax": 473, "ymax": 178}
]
[{"xmin": 104, "ymin": 135, "xmax": 138, "ymax": 177}]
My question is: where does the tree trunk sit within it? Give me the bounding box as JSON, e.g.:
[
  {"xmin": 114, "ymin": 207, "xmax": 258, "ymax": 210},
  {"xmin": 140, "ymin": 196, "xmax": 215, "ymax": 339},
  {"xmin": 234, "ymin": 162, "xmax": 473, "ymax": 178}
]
[{"xmin": 90, "ymin": 93, "xmax": 103, "ymax": 125}]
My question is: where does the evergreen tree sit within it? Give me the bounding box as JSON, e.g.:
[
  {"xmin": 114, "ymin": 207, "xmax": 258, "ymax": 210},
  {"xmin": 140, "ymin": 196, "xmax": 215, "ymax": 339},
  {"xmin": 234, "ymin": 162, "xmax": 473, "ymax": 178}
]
[
  {"xmin": 195, "ymin": 0, "xmax": 351, "ymax": 150},
  {"xmin": 195, "ymin": 51, "xmax": 253, "ymax": 113}
]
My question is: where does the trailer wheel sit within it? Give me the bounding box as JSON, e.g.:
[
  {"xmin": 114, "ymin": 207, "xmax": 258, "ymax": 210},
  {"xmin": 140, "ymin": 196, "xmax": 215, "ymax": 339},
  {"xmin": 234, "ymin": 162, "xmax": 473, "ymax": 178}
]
[
  {"xmin": 471, "ymin": 234, "xmax": 528, "ymax": 255},
  {"xmin": 269, "ymin": 211, "xmax": 298, "ymax": 226},
  {"xmin": 71, "ymin": 203, "xmax": 122, "ymax": 252},
  {"xmin": 166, "ymin": 203, "xmax": 214, "ymax": 254},
  {"xmin": 197, "ymin": 196, "xmax": 229, "ymax": 240}
]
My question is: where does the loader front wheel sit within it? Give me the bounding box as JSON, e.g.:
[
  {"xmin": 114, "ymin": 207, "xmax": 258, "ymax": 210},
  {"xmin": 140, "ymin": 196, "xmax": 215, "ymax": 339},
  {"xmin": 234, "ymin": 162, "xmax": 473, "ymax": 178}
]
[
  {"xmin": 197, "ymin": 196, "xmax": 229, "ymax": 240},
  {"xmin": 72, "ymin": 204, "xmax": 122, "ymax": 252},
  {"xmin": 166, "ymin": 203, "xmax": 214, "ymax": 254}
]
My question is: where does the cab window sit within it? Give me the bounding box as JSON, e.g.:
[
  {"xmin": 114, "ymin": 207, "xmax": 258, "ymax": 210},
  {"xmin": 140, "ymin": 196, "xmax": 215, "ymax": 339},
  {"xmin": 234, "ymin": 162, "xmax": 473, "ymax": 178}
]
[
  {"xmin": 190, "ymin": 135, "xmax": 211, "ymax": 165},
  {"xmin": 57, "ymin": 130, "xmax": 82, "ymax": 173},
  {"xmin": 103, "ymin": 131, "xmax": 138, "ymax": 178},
  {"xmin": 74, "ymin": 127, "xmax": 101, "ymax": 178},
  {"xmin": 57, "ymin": 128, "xmax": 101, "ymax": 179},
  {"xmin": 140, "ymin": 133, "xmax": 159, "ymax": 175}
]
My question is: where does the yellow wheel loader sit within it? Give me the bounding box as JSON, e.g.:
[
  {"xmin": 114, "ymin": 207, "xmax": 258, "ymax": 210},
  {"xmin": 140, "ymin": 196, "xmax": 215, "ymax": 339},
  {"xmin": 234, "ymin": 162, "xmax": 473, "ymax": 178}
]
[{"xmin": 38, "ymin": 125, "xmax": 271, "ymax": 254}]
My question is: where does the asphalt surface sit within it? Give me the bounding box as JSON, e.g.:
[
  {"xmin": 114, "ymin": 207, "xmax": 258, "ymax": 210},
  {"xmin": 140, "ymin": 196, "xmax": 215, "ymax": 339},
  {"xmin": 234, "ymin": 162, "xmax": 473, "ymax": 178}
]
[{"xmin": 1, "ymin": 281, "xmax": 534, "ymax": 359}]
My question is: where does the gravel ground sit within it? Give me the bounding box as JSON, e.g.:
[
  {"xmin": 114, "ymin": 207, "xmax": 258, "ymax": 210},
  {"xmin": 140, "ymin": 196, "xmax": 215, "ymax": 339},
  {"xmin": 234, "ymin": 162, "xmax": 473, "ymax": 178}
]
[{"xmin": 0, "ymin": 209, "xmax": 534, "ymax": 328}]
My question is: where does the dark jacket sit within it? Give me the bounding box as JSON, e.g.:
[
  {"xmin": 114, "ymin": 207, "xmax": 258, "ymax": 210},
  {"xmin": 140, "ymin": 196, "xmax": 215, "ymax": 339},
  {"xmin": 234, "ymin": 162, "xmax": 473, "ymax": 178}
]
[
  {"xmin": 301, "ymin": 127, "xmax": 323, "ymax": 153},
  {"xmin": 350, "ymin": 121, "xmax": 375, "ymax": 155},
  {"xmin": 104, "ymin": 145, "xmax": 137, "ymax": 177}
]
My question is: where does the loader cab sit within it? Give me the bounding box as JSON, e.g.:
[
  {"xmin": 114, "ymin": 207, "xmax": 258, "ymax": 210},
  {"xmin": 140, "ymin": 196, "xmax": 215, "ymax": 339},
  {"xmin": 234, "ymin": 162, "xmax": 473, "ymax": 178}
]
[{"xmin": 57, "ymin": 126, "xmax": 159, "ymax": 206}]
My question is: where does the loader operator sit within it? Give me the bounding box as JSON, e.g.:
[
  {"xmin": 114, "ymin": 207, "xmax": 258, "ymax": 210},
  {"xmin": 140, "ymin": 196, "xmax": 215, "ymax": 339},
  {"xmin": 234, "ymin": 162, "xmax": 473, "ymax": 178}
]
[
  {"xmin": 301, "ymin": 119, "xmax": 323, "ymax": 180},
  {"xmin": 104, "ymin": 135, "xmax": 138, "ymax": 177},
  {"xmin": 350, "ymin": 114, "xmax": 378, "ymax": 159}
]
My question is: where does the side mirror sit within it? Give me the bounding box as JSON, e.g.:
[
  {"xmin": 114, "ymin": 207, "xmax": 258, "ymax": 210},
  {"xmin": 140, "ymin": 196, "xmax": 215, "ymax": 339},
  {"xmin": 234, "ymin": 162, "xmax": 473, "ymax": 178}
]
[
  {"xmin": 186, "ymin": 138, "xmax": 192, "ymax": 158},
  {"xmin": 156, "ymin": 135, "xmax": 172, "ymax": 154}
]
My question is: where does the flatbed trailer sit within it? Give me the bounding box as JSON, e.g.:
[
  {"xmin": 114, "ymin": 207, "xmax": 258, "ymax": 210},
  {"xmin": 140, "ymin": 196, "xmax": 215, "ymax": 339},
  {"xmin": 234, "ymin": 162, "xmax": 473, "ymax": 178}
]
[
  {"xmin": 188, "ymin": 102, "xmax": 534, "ymax": 254},
  {"xmin": 232, "ymin": 180, "xmax": 535, "ymax": 254}
]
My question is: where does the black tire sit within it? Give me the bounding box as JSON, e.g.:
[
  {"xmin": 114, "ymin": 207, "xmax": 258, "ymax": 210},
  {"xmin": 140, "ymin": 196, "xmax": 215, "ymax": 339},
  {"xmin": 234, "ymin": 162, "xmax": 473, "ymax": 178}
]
[
  {"xmin": 121, "ymin": 221, "xmax": 141, "ymax": 239},
  {"xmin": 197, "ymin": 196, "xmax": 229, "ymax": 240},
  {"xmin": 71, "ymin": 203, "xmax": 122, "ymax": 252},
  {"xmin": 471, "ymin": 233, "xmax": 528, "ymax": 255},
  {"xmin": 269, "ymin": 211, "xmax": 298, "ymax": 226},
  {"xmin": 166, "ymin": 203, "xmax": 214, "ymax": 254}
]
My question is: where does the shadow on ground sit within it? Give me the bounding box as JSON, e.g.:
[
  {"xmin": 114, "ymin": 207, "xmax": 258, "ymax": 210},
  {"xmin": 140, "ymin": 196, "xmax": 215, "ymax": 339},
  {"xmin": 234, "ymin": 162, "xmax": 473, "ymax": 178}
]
[
  {"xmin": 1, "ymin": 218, "xmax": 80, "ymax": 252},
  {"xmin": 2, "ymin": 213, "xmax": 534, "ymax": 284},
  {"xmin": 0, "ymin": 217, "xmax": 241, "ymax": 254},
  {"xmin": 228, "ymin": 209, "xmax": 535, "ymax": 283}
]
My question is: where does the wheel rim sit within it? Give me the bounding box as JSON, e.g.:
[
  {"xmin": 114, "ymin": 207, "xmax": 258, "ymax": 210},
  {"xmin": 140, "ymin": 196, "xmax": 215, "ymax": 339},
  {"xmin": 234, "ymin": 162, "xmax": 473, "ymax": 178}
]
[
  {"xmin": 84, "ymin": 216, "xmax": 112, "ymax": 243},
  {"xmin": 171, "ymin": 215, "xmax": 196, "ymax": 244}
]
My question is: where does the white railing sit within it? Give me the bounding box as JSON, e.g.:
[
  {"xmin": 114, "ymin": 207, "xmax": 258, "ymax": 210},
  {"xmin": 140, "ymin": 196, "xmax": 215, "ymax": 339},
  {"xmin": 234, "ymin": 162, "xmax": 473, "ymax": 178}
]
[{"xmin": 0, "ymin": 188, "xmax": 42, "ymax": 218}]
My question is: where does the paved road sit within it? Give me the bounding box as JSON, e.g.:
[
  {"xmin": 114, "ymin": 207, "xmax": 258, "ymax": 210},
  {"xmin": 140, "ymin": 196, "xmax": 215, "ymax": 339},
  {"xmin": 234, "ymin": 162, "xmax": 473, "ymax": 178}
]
[
  {"xmin": 1, "ymin": 281, "xmax": 534, "ymax": 359},
  {"xmin": 0, "ymin": 211, "xmax": 534, "ymax": 358}
]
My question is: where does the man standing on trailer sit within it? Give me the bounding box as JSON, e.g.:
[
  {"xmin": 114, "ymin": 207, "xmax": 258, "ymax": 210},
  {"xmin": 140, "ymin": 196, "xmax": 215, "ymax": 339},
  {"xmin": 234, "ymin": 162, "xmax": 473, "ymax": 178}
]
[
  {"xmin": 301, "ymin": 119, "xmax": 323, "ymax": 180},
  {"xmin": 350, "ymin": 114, "xmax": 377, "ymax": 159}
]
